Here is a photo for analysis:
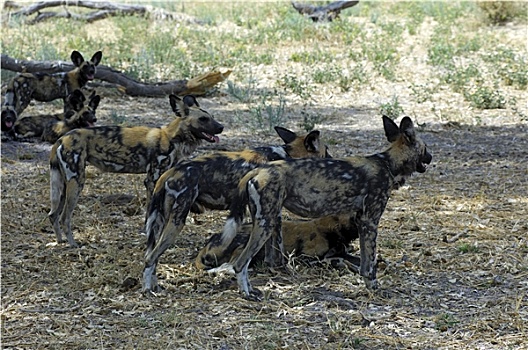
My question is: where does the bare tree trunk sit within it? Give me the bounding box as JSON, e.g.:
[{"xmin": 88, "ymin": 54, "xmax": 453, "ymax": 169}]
[
  {"xmin": 2, "ymin": 0, "xmax": 200, "ymax": 24},
  {"xmin": 291, "ymin": 1, "xmax": 359, "ymax": 22},
  {"xmin": 1, "ymin": 54, "xmax": 232, "ymax": 97}
]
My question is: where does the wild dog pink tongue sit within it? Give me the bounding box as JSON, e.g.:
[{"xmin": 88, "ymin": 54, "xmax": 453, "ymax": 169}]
[{"xmin": 213, "ymin": 135, "xmax": 220, "ymax": 143}]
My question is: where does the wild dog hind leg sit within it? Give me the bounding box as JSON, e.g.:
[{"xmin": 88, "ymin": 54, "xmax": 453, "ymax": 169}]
[
  {"xmin": 142, "ymin": 176, "xmax": 197, "ymax": 293},
  {"xmin": 233, "ymin": 174, "xmax": 284, "ymax": 299},
  {"xmin": 49, "ymin": 164, "xmax": 67, "ymax": 244}
]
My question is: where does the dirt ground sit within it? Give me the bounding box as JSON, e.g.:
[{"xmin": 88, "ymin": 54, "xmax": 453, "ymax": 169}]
[
  {"xmin": 1, "ymin": 89, "xmax": 527, "ymax": 349},
  {"xmin": 1, "ymin": 10, "xmax": 528, "ymax": 350}
]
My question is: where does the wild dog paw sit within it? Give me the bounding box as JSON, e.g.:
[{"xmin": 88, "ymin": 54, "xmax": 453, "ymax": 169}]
[
  {"xmin": 363, "ymin": 277, "xmax": 379, "ymax": 290},
  {"xmin": 242, "ymin": 288, "xmax": 263, "ymax": 302},
  {"xmin": 142, "ymin": 284, "xmax": 164, "ymax": 296}
]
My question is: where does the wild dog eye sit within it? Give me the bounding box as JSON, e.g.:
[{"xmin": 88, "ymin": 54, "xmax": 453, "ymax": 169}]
[{"xmin": 199, "ymin": 116, "xmax": 210, "ymax": 123}]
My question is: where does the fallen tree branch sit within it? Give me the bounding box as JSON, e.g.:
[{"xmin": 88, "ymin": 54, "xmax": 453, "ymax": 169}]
[
  {"xmin": 291, "ymin": 1, "xmax": 359, "ymax": 22},
  {"xmin": 1, "ymin": 54, "xmax": 232, "ymax": 97},
  {"xmin": 2, "ymin": 0, "xmax": 200, "ymax": 24}
]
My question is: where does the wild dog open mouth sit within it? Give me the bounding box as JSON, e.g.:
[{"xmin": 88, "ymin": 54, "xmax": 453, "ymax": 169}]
[
  {"xmin": 86, "ymin": 74, "xmax": 95, "ymax": 80},
  {"xmin": 202, "ymin": 132, "xmax": 220, "ymax": 143}
]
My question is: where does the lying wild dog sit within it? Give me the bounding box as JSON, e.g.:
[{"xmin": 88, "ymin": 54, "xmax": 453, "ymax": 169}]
[
  {"xmin": 1, "ymin": 50, "xmax": 102, "ymax": 133},
  {"xmin": 142, "ymin": 127, "xmax": 331, "ymax": 293},
  {"xmin": 208, "ymin": 116, "xmax": 432, "ymax": 299},
  {"xmin": 13, "ymin": 89, "xmax": 100, "ymax": 143},
  {"xmin": 49, "ymin": 94, "xmax": 224, "ymax": 248},
  {"xmin": 196, "ymin": 215, "xmax": 361, "ymax": 271}
]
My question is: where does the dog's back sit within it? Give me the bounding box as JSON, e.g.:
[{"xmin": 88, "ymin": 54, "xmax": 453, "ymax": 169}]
[{"xmin": 142, "ymin": 127, "xmax": 331, "ymax": 293}]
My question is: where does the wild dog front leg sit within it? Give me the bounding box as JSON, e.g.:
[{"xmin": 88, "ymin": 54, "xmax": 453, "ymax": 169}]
[{"xmin": 357, "ymin": 218, "xmax": 379, "ymax": 290}]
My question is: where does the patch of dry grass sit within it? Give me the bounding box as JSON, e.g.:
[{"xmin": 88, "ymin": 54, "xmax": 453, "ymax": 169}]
[{"xmin": 2, "ymin": 2, "xmax": 528, "ymax": 349}]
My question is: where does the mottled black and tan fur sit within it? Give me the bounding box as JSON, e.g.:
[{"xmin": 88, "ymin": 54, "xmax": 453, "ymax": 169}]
[
  {"xmin": 13, "ymin": 89, "xmax": 100, "ymax": 143},
  {"xmin": 1, "ymin": 50, "xmax": 102, "ymax": 133},
  {"xmin": 211, "ymin": 116, "xmax": 432, "ymax": 299},
  {"xmin": 196, "ymin": 214, "xmax": 360, "ymax": 270},
  {"xmin": 142, "ymin": 127, "xmax": 331, "ymax": 292},
  {"xmin": 49, "ymin": 94, "xmax": 224, "ymax": 247}
]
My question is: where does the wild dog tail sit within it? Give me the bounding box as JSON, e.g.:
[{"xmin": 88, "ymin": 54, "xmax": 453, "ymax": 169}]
[
  {"xmin": 218, "ymin": 168, "xmax": 261, "ymax": 247},
  {"xmin": 145, "ymin": 182, "xmax": 169, "ymax": 257},
  {"xmin": 48, "ymin": 143, "xmax": 67, "ymax": 222}
]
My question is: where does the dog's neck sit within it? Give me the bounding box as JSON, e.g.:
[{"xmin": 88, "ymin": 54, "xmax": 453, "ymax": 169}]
[{"xmin": 374, "ymin": 152, "xmax": 408, "ymax": 190}]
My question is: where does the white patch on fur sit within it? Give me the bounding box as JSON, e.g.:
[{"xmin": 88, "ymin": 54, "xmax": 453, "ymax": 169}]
[
  {"xmin": 270, "ymin": 146, "xmax": 288, "ymax": 158},
  {"xmin": 56, "ymin": 145, "xmax": 78, "ymax": 181},
  {"xmin": 165, "ymin": 183, "xmax": 188, "ymax": 209},
  {"xmin": 248, "ymin": 181, "xmax": 266, "ymax": 227},
  {"xmin": 207, "ymin": 263, "xmax": 235, "ymax": 274},
  {"xmin": 341, "ymin": 173, "xmax": 353, "ymax": 180},
  {"xmin": 4, "ymin": 91, "xmax": 15, "ymax": 105},
  {"xmin": 221, "ymin": 218, "xmax": 238, "ymax": 243},
  {"xmin": 49, "ymin": 168, "xmax": 63, "ymax": 213}
]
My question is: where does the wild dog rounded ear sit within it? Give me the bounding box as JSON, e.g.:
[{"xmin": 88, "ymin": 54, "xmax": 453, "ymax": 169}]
[
  {"xmin": 382, "ymin": 115, "xmax": 400, "ymax": 142},
  {"xmin": 183, "ymin": 95, "xmax": 200, "ymax": 108},
  {"xmin": 399, "ymin": 116, "xmax": 416, "ymax": 144},
  {"xmin": 304, "ymin": 130, "xmax": 321, "ymax": 153},
  {"xmin": 274, "ymin": 126, "xmax": 297, "ymax": 144},
  {"xmin": 89, "ymin": 95, "xmax": 101, "ymax": 111},
  {"xmin": 71, "ymin": 51, "xmax": 85, "ymax": 67},
  {"xmin": 90, "ymin": 51, "xmax": 103, "ymax": 66},
  {"xmin": 169, "ymin": 94, "xmax": 184, "ymax": 117}
]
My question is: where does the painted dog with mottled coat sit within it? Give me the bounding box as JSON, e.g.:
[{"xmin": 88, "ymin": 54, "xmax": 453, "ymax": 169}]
[
  {"xmin": 142, "ymin": 127, "xmax": 331, "ymax": 293},
  {"xmin": 210, "ymin": 116, "xmax": 432, "ymax": 299},
  {"xmin": 13, "ymin": 89, "xmax": 100, "ymax": 143},
  {"xmin": 2, "ymin": 50, "xmax": 102, "ymax": 132},
  {"xmin": 49, "ymin": 94, "xmax": 223, "ymax": 247},
  {"xmin": 196, "ymin": 214, "xmax": 360, "ymax": 271}
]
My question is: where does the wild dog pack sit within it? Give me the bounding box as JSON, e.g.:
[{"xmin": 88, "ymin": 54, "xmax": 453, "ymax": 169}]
[
  {"xmin": 13, "ymin": 89, "xmax": 100, "ymax": 143},
  {"xmin": 208, "ymin": 116, "xmax": 432, "ymax": 299},
  {"xmin": 142, "ymin": 127, "xmax": 331, "ymax": 293},
  {"xmin": 2, "ymin": 50, "xmax": 102, "ymax": 133}
]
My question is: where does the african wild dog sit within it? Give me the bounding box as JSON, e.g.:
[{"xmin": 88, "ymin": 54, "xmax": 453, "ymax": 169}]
[
  {"xmin": 1, "ymin": 50, "xmax": 102, "ymax": 133},
  {"xmin": 208, "ymin": 116, "xmax": 432, "ymax": 299},
  {"xmin": 196, "ymin": 214, "xmax": 361, "ymax": 271},
  {"xmin": 13, "ymin": 89, "xmax": 100, "ymax": 143},
  {"xmin": 142, "ymin": 127, "xmax": 331, "ymax": 293},
  {"xmin": 49, "ymin": 94, "xmax": 224, "ymax": 248}
]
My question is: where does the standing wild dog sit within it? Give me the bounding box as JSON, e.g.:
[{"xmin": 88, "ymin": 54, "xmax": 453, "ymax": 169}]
[
  {"xmin": 1, "ymin": 50, "xmax": 102, "ymax": 132},
  {"xmin": 209, "ymin": 116, "xmax": 432, "ymax": 299},
  {"xmin": 142, "ymin": 127, "xmax": 331, "ymax": 293},
  {"xmin": 196, "ymin": 214, "xmax": 360, "ymax": 270},
  {"xmin": 49, "ymin": 94, "xmax": 224, "ymax": 248},
  {"xmin": 13, "ymin": 89, "xmax": 100, "ymax": 143}
]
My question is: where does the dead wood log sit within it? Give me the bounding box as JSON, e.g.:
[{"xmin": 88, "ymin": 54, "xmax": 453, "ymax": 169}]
[
  {"xmin": 1, "ymin": 54, "xmax": 232, "ymax": 97},
  {"xmin": 291, "ymin": 1, "xmax": 359, "ymax": 22},
  {"xmin": 2, "ymin": 0, "xmax": 199, "ymax": 24}
]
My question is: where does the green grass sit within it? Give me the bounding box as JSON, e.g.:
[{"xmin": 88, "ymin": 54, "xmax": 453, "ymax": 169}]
[{"xmin": 1, "ymin": 0, "xmax": 526, "ymax": 129}]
